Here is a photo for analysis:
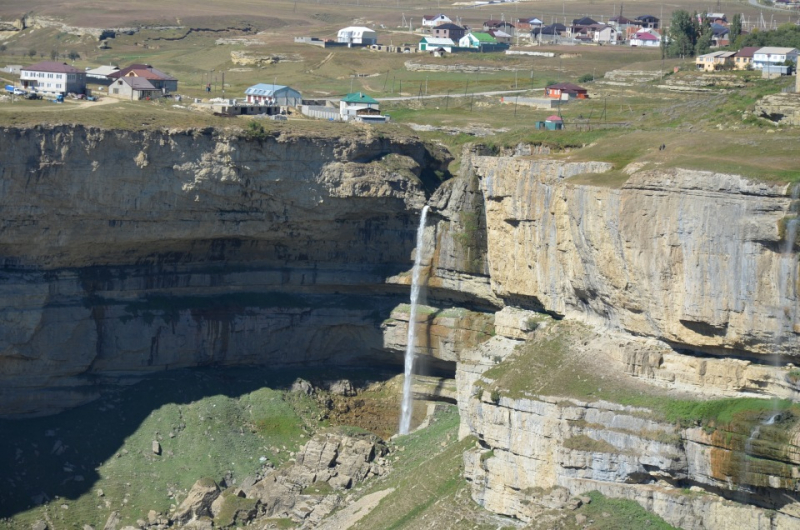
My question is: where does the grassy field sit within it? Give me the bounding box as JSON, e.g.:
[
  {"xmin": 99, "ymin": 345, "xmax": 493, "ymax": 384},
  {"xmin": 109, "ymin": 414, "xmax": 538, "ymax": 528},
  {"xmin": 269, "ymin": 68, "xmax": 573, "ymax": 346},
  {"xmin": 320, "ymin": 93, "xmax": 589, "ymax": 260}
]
[
  {"xmin": 1, "ymin": 0, "xmax": 800, "ymax": 184},
  {"xmin": 480, "ymin": 320, "xmax": 800, "ymax": 431},
  {"xmin": 0, "ymin": 366, "xmax": 421, "ymax": 529}
]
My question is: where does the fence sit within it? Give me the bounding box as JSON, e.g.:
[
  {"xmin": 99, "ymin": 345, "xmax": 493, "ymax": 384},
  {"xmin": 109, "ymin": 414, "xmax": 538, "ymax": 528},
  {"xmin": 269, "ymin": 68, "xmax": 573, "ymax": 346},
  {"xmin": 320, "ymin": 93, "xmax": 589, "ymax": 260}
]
[{"xmin": 300, "ymin": 105, "xmax": 342, "ymax": 121}]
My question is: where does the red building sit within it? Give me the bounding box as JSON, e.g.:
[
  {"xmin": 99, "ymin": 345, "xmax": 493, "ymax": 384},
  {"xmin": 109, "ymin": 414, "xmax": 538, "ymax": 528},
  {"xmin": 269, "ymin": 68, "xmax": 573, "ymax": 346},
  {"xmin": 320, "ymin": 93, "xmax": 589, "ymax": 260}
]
[{"xmin": 544, "ymin": 82, "xmax": 588, "ymax": 99}]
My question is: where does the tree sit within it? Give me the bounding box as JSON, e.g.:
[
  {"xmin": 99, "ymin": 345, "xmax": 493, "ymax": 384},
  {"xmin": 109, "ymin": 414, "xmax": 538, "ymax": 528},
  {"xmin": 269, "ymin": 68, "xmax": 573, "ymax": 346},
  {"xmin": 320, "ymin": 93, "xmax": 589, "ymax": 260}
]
[
  {"xmin": 0, "ymin": 44, "xmax": 6, "ymax": 53},
  {"xmin": 67, "ymin": 50, "xmax": 80, "ymax": 61},
  {"xmin": 27, "ymin": 48, "xmax": 36, "ymax": 58},
  {"xmin": 730, "ymin": 14, "xmax": 742, "ymax": 42},
  {"xmin": 50, "ymin": 50, "xmax": 58, "ymax": 60},
  {"xmin": 696, "ymin": 29, "xmax": 713, "ymax": 56},
  {"xmin": 667, "ymin": 10, "xmax": 698, "ymax": 57}
]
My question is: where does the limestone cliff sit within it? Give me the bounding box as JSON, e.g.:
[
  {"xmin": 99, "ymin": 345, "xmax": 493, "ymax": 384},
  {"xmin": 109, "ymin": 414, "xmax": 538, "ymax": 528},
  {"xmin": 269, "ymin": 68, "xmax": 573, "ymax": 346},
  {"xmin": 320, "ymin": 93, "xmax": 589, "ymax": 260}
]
[
  {"xmin": 463, "ymin": 154, "xmax": 799, "ymax": 359},
  {"xmin": 0, "ymin": 125, "xmax": 450, "ymax": 417}
]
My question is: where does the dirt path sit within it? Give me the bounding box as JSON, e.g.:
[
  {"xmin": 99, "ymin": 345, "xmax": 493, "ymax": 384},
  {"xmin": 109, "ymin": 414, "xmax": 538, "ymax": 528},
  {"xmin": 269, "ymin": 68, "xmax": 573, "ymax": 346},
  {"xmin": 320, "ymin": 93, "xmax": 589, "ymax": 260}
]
[{"xmin": 315, "ymin": 488, "xmax": 394, "ymax": 530}]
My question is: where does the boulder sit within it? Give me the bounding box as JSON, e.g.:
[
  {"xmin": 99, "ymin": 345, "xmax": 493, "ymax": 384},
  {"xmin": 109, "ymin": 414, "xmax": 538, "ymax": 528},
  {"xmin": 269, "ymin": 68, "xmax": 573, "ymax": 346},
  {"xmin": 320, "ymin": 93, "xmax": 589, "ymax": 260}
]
[{"xmin": 172, "ymin": 478, "xmax": 220, "ymax": 525}]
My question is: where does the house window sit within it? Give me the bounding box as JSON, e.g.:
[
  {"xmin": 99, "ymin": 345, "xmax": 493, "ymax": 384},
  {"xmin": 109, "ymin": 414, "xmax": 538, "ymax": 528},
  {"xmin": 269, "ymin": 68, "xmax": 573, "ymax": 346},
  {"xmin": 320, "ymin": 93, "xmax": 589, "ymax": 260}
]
[{"xmin": 113, "ymin": 88, "xmax": 119, "ymax": 94}]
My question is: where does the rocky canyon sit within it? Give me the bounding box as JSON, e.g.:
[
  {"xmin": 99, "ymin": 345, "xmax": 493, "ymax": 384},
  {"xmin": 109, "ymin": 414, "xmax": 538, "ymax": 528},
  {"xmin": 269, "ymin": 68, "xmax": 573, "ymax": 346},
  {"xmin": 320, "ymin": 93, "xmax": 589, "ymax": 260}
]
[{"xmin": 1, "ymin": 125, "xmax": 799, "ymax": 529}]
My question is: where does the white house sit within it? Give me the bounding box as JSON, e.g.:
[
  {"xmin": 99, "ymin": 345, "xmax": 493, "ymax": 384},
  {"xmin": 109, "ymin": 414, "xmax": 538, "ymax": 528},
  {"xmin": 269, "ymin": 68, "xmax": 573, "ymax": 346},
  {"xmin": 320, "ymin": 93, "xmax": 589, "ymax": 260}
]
[
  {"xmin": 591, "ymin": 25, "xmax": 619, "ymax": 44},
  {"xmin": 337, "ymin": 26, "xmax": 378, "ymax": 46},
  {"xmin": 458, "ymin": 32, "xmax": 497, "ymax": 49},
  {"xmin": 20, "ymin": 61, "xmax": 86, "ymax": 94},
  {"xmin": 244, "ymin": 84, "xmax": 302, "ymax": 106},
  {"xmin": 339, "ymin": 92, "xmax": 380, "ymax": 120},
  {"xmin": 752, "ymin": 47, "xmax": 799, "ymax": 70},
  {"xmin": 629, "ymin": 29, "xmax": 661, "ymax": 47},
  {"xmin": 422, "ymin": 14, "xmax": 452, "ymax": 28},
  {"xmin": 418, "ymin": 37, "xmax": 456, "ymax": 52}
]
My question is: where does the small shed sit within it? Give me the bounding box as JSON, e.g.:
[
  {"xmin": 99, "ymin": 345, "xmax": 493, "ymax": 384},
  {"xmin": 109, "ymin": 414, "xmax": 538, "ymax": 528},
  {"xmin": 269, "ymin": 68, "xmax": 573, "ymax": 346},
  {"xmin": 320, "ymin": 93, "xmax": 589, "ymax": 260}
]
[
  {"xmin": 244, "ymin": 84, "xmax": 302, "ymax": 106},
  {"xmin": 535, "ymin": 115, "xmax": 564, "ymax": 130}
]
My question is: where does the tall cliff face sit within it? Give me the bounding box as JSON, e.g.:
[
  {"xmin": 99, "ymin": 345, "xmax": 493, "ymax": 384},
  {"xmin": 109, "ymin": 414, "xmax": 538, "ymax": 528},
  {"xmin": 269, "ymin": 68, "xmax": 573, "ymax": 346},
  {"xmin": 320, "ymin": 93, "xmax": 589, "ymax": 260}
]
[
  {"xmin": 0, "ymin": 125, "xmax": 450, "ymax": 417},
  {"xmin": 470, "ymin": 156, "xmax": 799, "ymax": 359}
]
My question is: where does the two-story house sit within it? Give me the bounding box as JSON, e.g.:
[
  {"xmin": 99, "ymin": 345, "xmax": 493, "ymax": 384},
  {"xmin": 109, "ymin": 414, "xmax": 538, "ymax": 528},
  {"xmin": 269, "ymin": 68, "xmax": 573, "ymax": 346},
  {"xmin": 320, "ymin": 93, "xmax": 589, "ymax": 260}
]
[
  {"xmin": 635, "ymin": 15, "xmax": 660, "ymax": 29},
  {"xmin": 432, "ymin": 23, "xmax": 466, "ymax": 41},
  {"xmin": 733, "ymin": 47, "xmax": 760, "ymax": 70},
  {"xmin": 695, "ymin": 51, "xmax": 735, "ymax": 71},
  {"xmin": 20, "ymin": 61, "xmax": 86, "ymax": 94},
  {"xmin": 752, "ymin": 47, "xmax": 799, "ymax": 70},
  {"xmin": 422, "ymin": 14, "xmax": 452, "ymax": 28}
]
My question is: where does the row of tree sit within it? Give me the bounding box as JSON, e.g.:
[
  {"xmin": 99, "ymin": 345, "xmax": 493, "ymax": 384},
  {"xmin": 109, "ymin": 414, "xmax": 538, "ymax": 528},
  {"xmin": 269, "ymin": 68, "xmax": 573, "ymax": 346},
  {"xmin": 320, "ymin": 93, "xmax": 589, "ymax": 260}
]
[
  {"xmin": 663, "ymin": 9, "xmax": 800, "ymax": 59},
  {"xmin": 663, "ymin": 10, "xmax": 743, "ymax": 58},
  {"xmin": 0, "ymin": 46, "xmax": 80, "ymax": 60}
]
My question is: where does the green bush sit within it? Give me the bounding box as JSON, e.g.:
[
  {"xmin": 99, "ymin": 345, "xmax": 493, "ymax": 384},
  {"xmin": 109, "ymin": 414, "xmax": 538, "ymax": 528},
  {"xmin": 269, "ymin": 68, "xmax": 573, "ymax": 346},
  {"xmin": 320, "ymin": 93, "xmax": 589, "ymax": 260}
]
[
  {"xmin": 489, "ymin": 389, "xmax": 500, "ymax": 403},
  {"xmin": 577, "ymin": 73, "xmax": 595, "ymax": 83}
]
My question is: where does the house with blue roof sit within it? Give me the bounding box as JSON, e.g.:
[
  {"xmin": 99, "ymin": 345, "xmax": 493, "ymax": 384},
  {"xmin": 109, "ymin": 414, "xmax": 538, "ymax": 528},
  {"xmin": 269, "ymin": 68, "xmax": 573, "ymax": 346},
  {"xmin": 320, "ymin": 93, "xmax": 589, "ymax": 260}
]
[{"xmin": 244, "ymin": 84, "xmax": 302, "ymax": 106}]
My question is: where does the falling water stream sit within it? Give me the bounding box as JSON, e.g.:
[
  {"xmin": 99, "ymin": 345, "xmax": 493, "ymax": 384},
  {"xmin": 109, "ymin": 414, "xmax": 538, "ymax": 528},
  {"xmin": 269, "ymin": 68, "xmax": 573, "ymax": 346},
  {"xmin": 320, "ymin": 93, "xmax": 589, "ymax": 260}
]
[
  {"xmin": 742, "ymin": 185, "xmax": 799, "ymax": 493},
  {"xmin": 399, "ymin": 205, "xmax": 429, "ymax": 435}
]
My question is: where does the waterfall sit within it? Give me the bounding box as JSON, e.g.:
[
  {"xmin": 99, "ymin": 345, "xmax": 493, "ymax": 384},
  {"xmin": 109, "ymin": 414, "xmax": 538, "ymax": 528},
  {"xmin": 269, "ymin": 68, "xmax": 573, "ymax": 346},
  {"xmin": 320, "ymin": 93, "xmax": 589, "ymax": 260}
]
[
  {"xmin": 399, "ymin": 205, "xmax": 429, "ymax": 435},
  {"xmin": 743, "ymin": 412, "xmax": 782, "ymax": 492},
  {"xmin": 777, "ymin": 184, "xmax": 799, "ymax": 349}
]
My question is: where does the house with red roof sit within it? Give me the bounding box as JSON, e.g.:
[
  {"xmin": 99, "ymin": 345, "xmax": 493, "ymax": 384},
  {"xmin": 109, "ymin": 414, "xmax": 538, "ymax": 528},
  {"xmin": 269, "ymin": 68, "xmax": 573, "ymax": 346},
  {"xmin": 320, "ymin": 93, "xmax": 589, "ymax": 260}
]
[
  {"xmin": 20, "ymin": 61, "xmax": 86, "ymax": 94},
  {"xmin": 629, "ymin": 29, "xmax": 661, "ymax": 47},
  {"xmin": 109, "ymin": 64, "xmax": 178, "ymax": 92},
  {"xmin": 545, "ymin": 82, "xmax": 588, "ymax": 99}
]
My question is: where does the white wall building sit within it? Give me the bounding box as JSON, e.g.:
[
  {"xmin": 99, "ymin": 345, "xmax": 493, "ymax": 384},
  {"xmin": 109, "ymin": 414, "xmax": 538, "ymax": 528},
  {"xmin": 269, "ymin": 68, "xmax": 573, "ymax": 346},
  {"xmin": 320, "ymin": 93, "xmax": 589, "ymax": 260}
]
[
  {"xmin": 422, "ymin": 14, "xmax": 452, "ymax": 28},
  {"xmin": 629, "ymin": 29, "xmax": 661, "ymax": 47},
  {"xmin": 337, "ymin": 26, "xmax": 378, "ymax": 46},
  {"xmin": 20, "ymin": 61, "xmax": 86, "ymax": 94},
  {"xmin": 592, "ymin": 25, "xmax": 619, "ymax": 44},
  {"xmin": 752, "ymin": 47, "xmax": 799, "ymax": 70},
  {"xmin": 244, "ymin": 84, "xmax": 302, "ymax": 106}
]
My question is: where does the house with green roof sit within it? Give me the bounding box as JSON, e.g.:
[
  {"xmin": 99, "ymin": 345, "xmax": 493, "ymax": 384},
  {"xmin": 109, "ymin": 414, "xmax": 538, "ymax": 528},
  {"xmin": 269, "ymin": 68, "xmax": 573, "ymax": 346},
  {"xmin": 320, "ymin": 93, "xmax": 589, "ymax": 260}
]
[
  {"xmin": 339, "ymin": 92, "xmax": 381, "ymax": 120},
  {"xmin": 458, "ymin": 31, "xmax": 499, "ymax": 51}
]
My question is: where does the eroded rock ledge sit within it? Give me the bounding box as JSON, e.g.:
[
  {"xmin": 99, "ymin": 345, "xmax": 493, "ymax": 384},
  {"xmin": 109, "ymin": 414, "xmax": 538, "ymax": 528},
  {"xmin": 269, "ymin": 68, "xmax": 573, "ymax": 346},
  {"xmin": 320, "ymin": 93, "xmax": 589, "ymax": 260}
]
[{"xmin": 0, "ymin": 125, "xmax": 451, "ymax": 417}]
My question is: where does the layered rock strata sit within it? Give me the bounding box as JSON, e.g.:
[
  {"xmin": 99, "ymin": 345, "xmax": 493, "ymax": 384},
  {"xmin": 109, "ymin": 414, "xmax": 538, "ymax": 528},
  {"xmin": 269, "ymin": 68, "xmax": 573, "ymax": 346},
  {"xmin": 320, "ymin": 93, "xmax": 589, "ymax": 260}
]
[
  {"xmin": 470, "ymin": 156, "xmax": 799, "ymax": 358},
  {"xmin": 459, "ymin": 319, "xmax": 800, "ymax": 530},
  {"xmin": 0, "ymin": 125, "xmax": 451, "ymax": 417}
]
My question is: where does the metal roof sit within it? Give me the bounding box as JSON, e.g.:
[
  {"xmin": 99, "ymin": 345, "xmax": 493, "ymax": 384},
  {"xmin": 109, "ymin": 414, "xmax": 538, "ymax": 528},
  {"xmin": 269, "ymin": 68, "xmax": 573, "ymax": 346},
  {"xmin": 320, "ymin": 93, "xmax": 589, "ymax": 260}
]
[
  {"xmin": 469, "ymin": 32, "xmax": 497, "ymax": 43},
  {"xmin": 342, "ymin": 92, "xmax": 378, "ymax": 104},
  {"xmin": 23, "ymin": 61, "xmax": 83, "ymax": 74},
  {"xmin": 755, "ymin": 47, "xmax": 798, "ymax": 55},
  {"xmin": 245, "ymin": 83, "xmax": 297, "ymax": 97},
  {"xmin": 86, "ymin": 65, "xmax": 120, "ymax": 76},
  {"xmin": 120, "ymin": 77, "xmax": 157, "ymax": 90},
  {"xmin": 421, "ymin": 37, "xmax": 456, "ymax": 46}
]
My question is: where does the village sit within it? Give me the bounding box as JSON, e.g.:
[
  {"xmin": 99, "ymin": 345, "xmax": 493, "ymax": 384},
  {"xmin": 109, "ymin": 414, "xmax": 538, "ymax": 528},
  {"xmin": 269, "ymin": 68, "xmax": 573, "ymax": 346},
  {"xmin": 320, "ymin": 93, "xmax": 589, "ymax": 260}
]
[{"xmin": 2, "ymin": 9, "xmax": 800, "ymax": 127}]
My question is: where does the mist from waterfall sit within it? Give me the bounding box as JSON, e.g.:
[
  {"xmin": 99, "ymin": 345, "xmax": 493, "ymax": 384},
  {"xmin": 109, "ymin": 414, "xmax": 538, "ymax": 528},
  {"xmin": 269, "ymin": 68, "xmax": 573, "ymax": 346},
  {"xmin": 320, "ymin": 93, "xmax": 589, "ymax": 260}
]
[{"xmin": 399, "ymin": 205, "xmax": 429, "ymax": 435}]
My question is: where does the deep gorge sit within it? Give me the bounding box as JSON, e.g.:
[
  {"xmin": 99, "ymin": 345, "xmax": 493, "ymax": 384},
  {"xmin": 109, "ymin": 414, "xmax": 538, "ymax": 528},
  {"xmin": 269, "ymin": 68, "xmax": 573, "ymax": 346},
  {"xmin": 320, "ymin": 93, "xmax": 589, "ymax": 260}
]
[{"xmin": 1, "ymin": 125, "xmax": 799, "ymax": 529}]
